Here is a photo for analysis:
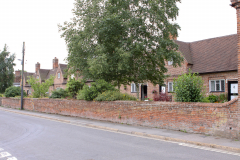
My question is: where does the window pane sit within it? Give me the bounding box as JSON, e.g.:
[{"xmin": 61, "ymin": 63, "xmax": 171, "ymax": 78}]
[
  {"xmin": 131, "ymin": 84, "xmax": 134, "ymax": 92},
  {"xmin": 216, "ymin": 80, "xmax": 220, "ymax": 91},
  {"xmin": 211, "ymin": 81, "xmax": 215, "ymax": 91},
  {"xmin": 221, "ymin": 80, "xmax": 225, "ymax": 91},
  {"xmin": 169, "ymin": 83, "xmax": 172, "ymax": 92}
]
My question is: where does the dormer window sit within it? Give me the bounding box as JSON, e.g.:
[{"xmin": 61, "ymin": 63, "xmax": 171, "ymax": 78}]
[{"xmin": 58, "ymin": 73, "xmax": 60, "ymax": 79}]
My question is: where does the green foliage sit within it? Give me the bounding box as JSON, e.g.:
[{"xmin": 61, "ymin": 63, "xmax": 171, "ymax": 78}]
[
  {"xmin": 77, "ymin": 79, "xmax": 116, "ymax": 101},
  {"xmin": 59, "ymin": 0, "xmax": 183, "ymax": 91},
  {"xmin": 0, "ymin": 93, "xmax": 3, "ymax": 97},
  {"xmin": 4, "ymin": 86, "xmax": 26, "ymax": 98},
  {"xmin": 27, "ymin": 75, "xmax": 54, "ymax": 98},
  {"xmin": 0, "ymin": 44, "xmax": 15, "ymax": 93},
  {"xmin": 208, "ymin": 94, "xmax": 219, "ymax": 103},
  {"xmin": 50, "ymin": 88, "xmax": 69, "ymax": 99},
  {"xmin": 173, "ymin": 70, "xmax": 205, "ymax": 102},
  {"xmin": 201, "ymin": 97, "xmax": 210, "ymax": 103},
  {"xmin": 218, "ymin": 93, "xmax": 228, "ymax": 103},
  {"xmin": 95, "ymin": 90, "xmax": 137, "ymax": 101},
  {"xmin": 66, "ymin": 78, "xmax": 85, "ymax": 98}
]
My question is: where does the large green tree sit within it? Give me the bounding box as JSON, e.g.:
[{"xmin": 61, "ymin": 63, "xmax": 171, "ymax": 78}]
[
  {"xmin": 59, "ymin": 0, "xmax": 183, "ymax": 91},
  {"xmin": 0, "ymin": 44, "xmax": 15, "ymax": 93}
]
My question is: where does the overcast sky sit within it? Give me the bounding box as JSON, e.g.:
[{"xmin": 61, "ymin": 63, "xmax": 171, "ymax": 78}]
[{"xmin": 0, "ymin": 0, "xmax": 237, "ymax": 73}]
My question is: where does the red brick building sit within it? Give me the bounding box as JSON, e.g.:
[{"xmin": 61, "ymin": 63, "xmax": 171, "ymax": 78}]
[
  {"xmin": 120, "ymin": 34, "xmax": 238, "ymax": 101},
  {"xmin": 15, "ymin": 57, "xmax": 68, "ymax": 96}
]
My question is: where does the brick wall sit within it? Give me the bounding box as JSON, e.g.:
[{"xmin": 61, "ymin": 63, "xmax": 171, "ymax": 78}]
[{"xmin": 2, "ymin": 97, "xmax": 240, "ymax": 139}]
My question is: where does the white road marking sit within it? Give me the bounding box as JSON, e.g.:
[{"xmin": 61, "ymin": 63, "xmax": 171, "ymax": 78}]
[
  {"xmin": 7, "ymin": 157, "xmax": 18, "ymax": 160},
  {"xmin": 0, "ymin": 152, "xmax": 11, "ymax": 158},
  {"xmin": 178, "ymin": 143, "xmax": 240, "ymax": 156}
]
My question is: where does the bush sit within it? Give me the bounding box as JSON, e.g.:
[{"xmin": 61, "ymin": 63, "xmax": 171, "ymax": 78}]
[
  {"xmin": 218, "ymin": 93, "xmax": 228, "ymax": 103},
  {"xmin": 66, "ymin": 78, "xmax": 85, "ymax": 98},
  {"xmin": 4, "ymin": 86, "xmax": 27, "ymax": 98},
  {"xmin": 95, "ymin": 90, "xmax": 137, "ymax": 101},
  {"xmin": 77, "ymin": 79, "xmax": 116, "ymax": 101},
  {"xmin": 201, "ymin": 97, "xmax": 210, "ymax": 103},
  {"xmin": 173, "ymin": 70, "xmax": 204, "ymax": 102},
  {"xmin": 208, "ymin": 94, "xmax": 219, "ymax": 103},
  {"xmin": 50, "ymin": 88, "xmax": 69, "ymax": 99},
  {"xmin": 0, "ymin": 93, "xmax": 3, "ymax": 97}
]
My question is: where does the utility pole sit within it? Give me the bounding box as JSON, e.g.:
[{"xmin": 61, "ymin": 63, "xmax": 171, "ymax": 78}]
[{"xmin": 21, "ymin": 42, "xmax": 25, "ymax": 110}]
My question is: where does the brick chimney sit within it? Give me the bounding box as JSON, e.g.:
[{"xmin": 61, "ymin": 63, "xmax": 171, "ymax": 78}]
[
  {"xmin": 231, "ymin": 0, "xmax": 240, "ymax": 99},
  {"xmin": 15, "ymin": 70, "xmax": 20, "ymax": 77},
  {"xmin": 35, "ymin": 62, "xmax": 40, "ymax": 74},
  {"xmin": 53, "ymin": 57, "xmax": 58, "ymax": 69}
]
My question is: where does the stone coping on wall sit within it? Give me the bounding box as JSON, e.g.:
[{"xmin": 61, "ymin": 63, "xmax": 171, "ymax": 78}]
[{"xmin": 1, "ymin": 96, "xmax": 237, "ymax": 108}]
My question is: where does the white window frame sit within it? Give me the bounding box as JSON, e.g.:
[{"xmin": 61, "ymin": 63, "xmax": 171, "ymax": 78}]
[
  {"xmin": 209, "ymin": 79, "xmax": 225, "ymax": 92},
  {"xmin": 168, "ymin": 61, "xmax": 173, "ymax": 65},
  {"xmin": 168, "ymin": 82, "xmax": 173, "ymax": 92},
  {"xmin": 131, "ymin": 83, "xmax": 139, "ymax": 93},
  {"xmin": 58, "ymin": 73, "xmax": 60, "ymax": 79}
]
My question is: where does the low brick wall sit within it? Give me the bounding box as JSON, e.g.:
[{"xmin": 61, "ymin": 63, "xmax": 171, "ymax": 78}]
[{"xmin": 1, "ymin": 97, "xmax": 240, "ymax": 139}]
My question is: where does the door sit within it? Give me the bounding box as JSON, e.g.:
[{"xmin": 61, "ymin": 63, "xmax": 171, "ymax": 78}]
[
  {"xmin": 159, "ymin": 84, "xmax": 166, "ymax": 93},
  {"xmin": 228, "ymin": 81, "xmax": 238, "ymax": 101},
  {"xmin": 141, "ymin": 85, "xmax": 148, "ymax": 100}
]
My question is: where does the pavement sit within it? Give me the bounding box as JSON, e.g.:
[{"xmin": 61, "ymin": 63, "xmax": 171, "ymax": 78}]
[{"xmin": 1, "ymin": 106, "xmax": 240, "ymax": 154}]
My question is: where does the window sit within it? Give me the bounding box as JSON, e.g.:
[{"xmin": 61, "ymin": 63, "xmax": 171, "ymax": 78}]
[
  {"xmin": 36, "ymin": 76, "xmax": 39, "ymax": 79},
  {"xmin": 131, "ymin": 83, "xmax": 139, "ymax": 93},
  {"xmin": 58, "ymin": 73, "xmax": 60, "ymax": 79},
  {"xmin": 168, "ymin": 61, "xmax": 173, "ymax": 65},
  {"xmin": 209, "ymin": 80, "xmax": 225, "ymax": 92},
  {"xmin": 168, "ymin": 82, "xmax": 173, "ymax": 92},
  {"xmin": 71, "ymin": 74, "xmax": 74, "ymax": 79}
]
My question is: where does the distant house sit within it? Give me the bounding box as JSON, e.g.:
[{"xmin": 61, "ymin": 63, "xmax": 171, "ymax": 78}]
[
  {"xmin": 120, "ymin": 34, "xmax": 238, "ymax": 101},
  {"xmin": 15, "ymin": 57, "xmax": 68, "ymax": 95}
]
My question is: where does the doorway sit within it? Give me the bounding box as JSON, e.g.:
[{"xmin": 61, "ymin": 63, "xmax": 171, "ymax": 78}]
[
  {"xmin": 228, "ymin": 81, "xmax": 238, "ymax": 101},
  {"xmin": 141, "ymin": 85, "xmax": 147, "ymax": 100}
]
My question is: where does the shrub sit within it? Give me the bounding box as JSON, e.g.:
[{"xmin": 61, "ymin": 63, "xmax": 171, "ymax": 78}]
[
  {"xmin": 50, "ymin": 88, "xmax": 69, "ymax": 99},
  {"xmin": 95, "ymin": 90, "xmax": 137, "ymax": 101},
  {"xmin": 77, "ymin": 79, "xmax": 116, "ymax": 101},
  {"xmin": 153, "ymin": 92, "xmax": 172, "ymax": 102},
  {"xmin": 4, "ymin": 86, "xmax": 27, "ymax": 98},
  {"xmin": 218, "ymin": 93, "xmax": 228, "ymax": 103},
  {"xmin": 208, "ymin": 94, "xmax": 219, "ymax": 103},
  {"xmin": 201, "ymin": 97, "xmax": 210, "ymax": 103},
  {"xmin": 66, "ymin": 78, "xmax": 85, "ymax": 98},
  {"xmin": 173, "ymin": 70, "xmax": 204, "ymax": 102},
  {"xmin": 0, "ymin": 93, "xmax": 3, "ymax": 97}
]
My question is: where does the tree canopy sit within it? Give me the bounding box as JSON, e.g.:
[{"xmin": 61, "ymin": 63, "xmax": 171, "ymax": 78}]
[
  {"xmin": 59, "ymin": 0, "xmax": 184, "ymax": 89},
  {"xmin": 0, "ymin": 44, "xmax": 15, "ymax": 93}
]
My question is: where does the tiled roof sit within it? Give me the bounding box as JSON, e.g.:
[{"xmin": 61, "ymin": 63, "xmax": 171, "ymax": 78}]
[
  {"xmin": 59, "ymin": 64, "xmax": 67, "ymax": 76},
  {"xmin": 39, "ymin": 69, "xmax": 50, "ymax": 81},
  {"xmin": 176, "ymin": 34, "xmax": 237, "ymax": 73},
  {"xmin": 23, "ymin": 72, "xmax": 35, "ymax": 81},
  {"xmin": 46, "ymin": 69, "xmax": 58, "ymax": 80},
  {"xmin": 175, "ymin": 41, "xmax": 193, "ymax": 64}
]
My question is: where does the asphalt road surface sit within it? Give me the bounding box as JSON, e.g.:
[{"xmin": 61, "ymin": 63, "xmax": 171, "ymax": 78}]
[{"xmin": 0, "ymin": 110, "xmax": 239, "ymax": 160}]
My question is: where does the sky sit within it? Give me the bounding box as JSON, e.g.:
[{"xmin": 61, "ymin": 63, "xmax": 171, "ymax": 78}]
[{"xmin": 0, "ymin": 0, "xmax": 237, "ymax": 73}]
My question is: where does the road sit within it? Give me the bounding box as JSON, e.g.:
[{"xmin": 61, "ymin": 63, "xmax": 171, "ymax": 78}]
[{"xmin": 0, "ymin": 110, "xmax": 239, "ymax": 160}]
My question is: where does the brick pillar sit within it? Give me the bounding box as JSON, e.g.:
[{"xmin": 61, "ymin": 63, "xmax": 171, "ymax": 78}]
[
  {"xmin": 53, "ymin": 57, "xmax": 58, "ymax": 69},
  {"xmin": 15, "ymin": 70, "xmax": 20, "ymax": 77},
  {"xmin": 231, "ymin": 0, "xmax": 240, "ymax": 99},
  {"xmin": 231, "ymin": 0, "xmax": 240, "ymax": 139},
  {"xmin": 35, "ymin": 62, "xmax": 40, "ymax": 74}
]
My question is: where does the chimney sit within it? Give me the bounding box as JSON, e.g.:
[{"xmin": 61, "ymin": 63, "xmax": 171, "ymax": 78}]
[
  {"xmin": 231, "ymin": 0, "xmax": 240, "ymax": 99},
  {"xmin": 35, "ymin": 62, "xmax": 40, "ymax": 73},
  {"xmin": 15, "ymin": 70, "xmax": 20, "ymax": 77},
  {"xmin": 53, "ymin": 57, "xmax": 59, "ymax": 69}
]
